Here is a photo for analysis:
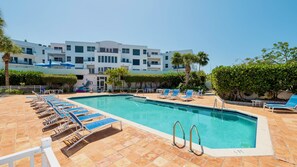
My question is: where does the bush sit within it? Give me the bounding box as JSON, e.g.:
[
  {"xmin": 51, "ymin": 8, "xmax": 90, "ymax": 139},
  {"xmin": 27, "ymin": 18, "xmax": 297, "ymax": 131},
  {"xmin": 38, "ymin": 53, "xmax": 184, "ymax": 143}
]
[
  {"xmin": 0, "ymin": 70, "xmax": 43, "ymax": 85},
  {"xmin": 4, "ymin": 89, "xmax": 24, "ymax": 94},
  {"xmin": 123, "ymin": 72, "xmax": 206, "ymax": 89},
  {"xmin": 212, "ymin": 63, "xmax": 297, "ymax": 100}
]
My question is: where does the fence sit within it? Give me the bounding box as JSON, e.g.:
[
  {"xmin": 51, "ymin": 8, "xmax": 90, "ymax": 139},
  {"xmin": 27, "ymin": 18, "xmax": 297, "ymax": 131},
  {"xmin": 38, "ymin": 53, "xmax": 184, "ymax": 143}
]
[
  {"xmin": 0, "ymin": 137, "xmax": 60, "ymax": 167},
  {"xmin": 0, "ymin": 85, "xmax": 46, "ymax": 93}
]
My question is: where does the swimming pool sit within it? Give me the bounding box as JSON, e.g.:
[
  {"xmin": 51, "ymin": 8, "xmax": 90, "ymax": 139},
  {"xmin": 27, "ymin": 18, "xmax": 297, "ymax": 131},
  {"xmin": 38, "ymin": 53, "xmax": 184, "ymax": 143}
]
[{"xmin": 70, "ymin": 95, "xmax": 257, "ymax": 149}]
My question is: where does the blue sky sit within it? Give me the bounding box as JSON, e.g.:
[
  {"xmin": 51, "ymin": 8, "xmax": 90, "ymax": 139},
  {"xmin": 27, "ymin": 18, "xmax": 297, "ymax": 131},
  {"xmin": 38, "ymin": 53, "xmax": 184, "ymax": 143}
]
[{"xmin": 1, "ymin": 0, "xmax": 297, "ymax": 73}]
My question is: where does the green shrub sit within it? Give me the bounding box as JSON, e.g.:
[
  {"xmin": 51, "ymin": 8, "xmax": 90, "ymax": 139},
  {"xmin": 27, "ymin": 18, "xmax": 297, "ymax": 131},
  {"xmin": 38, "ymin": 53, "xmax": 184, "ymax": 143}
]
[
  {"xmin": 4, "ymin": 89, "xmax": 24, "ymax": 94},
  {"xmin": 0, "ymin": 70, "xmax": 43, "ymax": 85},
  {"xmin": 212, "ymin": 63, "xmax": 297, "ymax": 100}
]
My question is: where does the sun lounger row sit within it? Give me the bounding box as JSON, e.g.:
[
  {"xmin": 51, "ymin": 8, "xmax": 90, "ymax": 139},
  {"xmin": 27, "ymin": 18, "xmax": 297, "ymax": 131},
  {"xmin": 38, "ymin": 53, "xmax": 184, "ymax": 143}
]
[
  {"xmin": 29, "ymin": 92, "xmax": 122, "ymax": 151},
  {"xmin": 158, "ymin": 89, "xmax": 200, "ymax": 101}
]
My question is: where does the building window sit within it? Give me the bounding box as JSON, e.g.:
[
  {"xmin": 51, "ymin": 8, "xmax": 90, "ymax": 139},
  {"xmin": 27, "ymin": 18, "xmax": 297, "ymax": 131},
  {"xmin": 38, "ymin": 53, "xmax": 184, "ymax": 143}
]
[
  {"xmin": 67, "ymin": 45, "xmax": 71, "ymax": 51},
  {"xmin": 133, "ymin": 49, "xmax": 140, "ymax": 55},
  {"xmin": 112, "ymin": 57, "xmax": 114, "ymax": 63},
  {"xmin": 89, "ymin": 68, "xmax": 95, "ymax": 74},
  {"xmin": 165, "ymin": 64, "xmax": 168, "ymax": 68},
  {"xmin": 87, "ymin": 46, "xmax": 95, "ymax": 52},
  {"xmin": 75, "ymin": 46, "xmax": 84, "ymax": 53},
  {"xmin": 113, "ymin": 48, "xmax": 119, "ymax": 53},
  {"xmin": 24, "ymin": 58, "xmax": 28, "ymax": 62},
  {"xmin": 75, "ymin": 57, "xmax": 84, "ymax": 64},
  {"xmin": 105, "ymin": 56, "xmax": 107, "ymax": 63},
  {"xmin": 108, "ymin": 56, "xmax": 111, "ymax": 63},
  {"xmin": 42, "ymin": 50, "xmax": 45, "ymax": 55},
  {"xmin": 101, "ymin": 56, "xmax": 104, "ymax": 62},
  {"xmin": 22, "ymin": 47, "xmax": 26, "ymax": 53},
  {"xmin": 143, "ymin": 49, "xmax": 147, "ymax": 54},
  {"xmin": 122, "ymin": 48, "xmax": 129, "ymax": 54},
  {"xmin": 165, "ymin": 56, "xmax": 168, "ymax": 60},
  {"xmin": 54, "ymin": 47, "xmax": 63, "ymax": 50},
  {"xmin": 54, "ymin": 57, "xmax": 63, "ymax": 62},
  {"xmin": 28, "ymin": 59, "xmax": 32, "ymax": 65},
  {"xmin": 42, "ymin": 59, "xmax": 45, "ymax": 63},
  {"xmin": 26, "ymin": 48, "xmax": 33, "ymax": 55},
  {"xmin": 100, "ymin": 47, "xmax": 105, "ymax": 52},
  {"xmin": 143, "ymin": 59, "xmax": 147, "ymax": 64},
  {"xmin": 133, "ymin": 59, "xmax": 140, "ymax": 65},
  {"xmin": 152, "ymin": 52, "xmax": 158, "ymax": 55},
  {"xmin": 115, "ymin": 57, "xmax": 117, "ymax": 63},
  {"xmin": 67, "ymin": 56, "xmax": 71, "ymax": 62}
]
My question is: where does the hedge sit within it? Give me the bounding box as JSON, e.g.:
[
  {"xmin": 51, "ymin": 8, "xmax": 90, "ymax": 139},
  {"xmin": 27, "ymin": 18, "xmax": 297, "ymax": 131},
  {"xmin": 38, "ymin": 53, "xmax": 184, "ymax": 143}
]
[
  {"xmin": 0, "ymin": 70, "xmax": 77, "ymax": 86},
  {"xmin": 211, "ymin": 63, "xmax": 297, "ymax": 100},
  {"xmin": 123, "ymin": 72, "xmax": 206, "ymax": 90}
]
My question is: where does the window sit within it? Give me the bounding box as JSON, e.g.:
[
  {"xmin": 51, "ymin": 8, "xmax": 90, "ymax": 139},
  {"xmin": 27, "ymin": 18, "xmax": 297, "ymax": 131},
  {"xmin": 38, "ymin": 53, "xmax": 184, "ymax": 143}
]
[
  {"xmin": 112, "ymin": 57, "xmax": 114, "ymax": 63},
  {"xmin": 54, "ymin": 47, "xmax": 62, "ymax": 50},
  {"xmin": 152, "ymin": 52, "xmax": 158, "ymax": 55},
  {"xmin": 67, "ymin": 56, "xmax": 71, "ymax": 62},
  {"xmin": 165, "ymin": 56, "xmax": 168, "ymax": 60},
  {"xmin": 75, "ymin": 57, "xmax": 84, "ymax": 64},
  {"xmin": 126, "ymin": 59, "xmax": 129, "ymax": 63},
  {"xmin": 75, "ymin": 46, "xmax": 84, "ymax": 53},
  {"xmin": 42, "ymin": 59, "xmax": 45, "ymax": 63},
  {"xmin": 42, "ymin": 50, "xmax": 45, "ymax": 55},
  {"xmin": 76, "ymin": 75, "xmax": 84, "ymax": 80},
  {"xmin": 98, "ymin": 56, "xmax": 101, "ymax": 62},
  {"xmin": 67, "ymin": 45, "xmax": 71, "ymax": 51},
  {"xmin": 143, "ymin": 59, "xmax": 147, "ymax": 64},
  {"xmin": 87, "ymin": 46, "xmax": 95, "ymax": 52},
  {"xmin": 108, "ymin": 56, "xmax": 111, "ymax": 63},
  {"xmin": 133, "ymin": 59, "xmax": 140, "ymax": 65},
  {"xmin": 133, "ymin": 49, "xmax": 140, "ymax": 55},
  {"xmin": 143, "ymin": 49, "xmax": 147, "ymax": 54},
  {"xmin": 22, "ymin": 47, "xmax": 26, "ymax": 53},
  {"xmin": 54, "ymin": 57, "xmax": 63, "ymax": 62},
  {"xmin": 28, "ymin": 59, "xmax": 32, "ymax": 65},
  {"xmin": 100, "ymin": 47, "xmax": 105, "ymax": 52},
  {"xmin": 92, "ymin": 57, "xmax": 94, "ymax": 61},
  {"xmin": 115, "ymin": 57, "xmax": 117, "ymax": 63},
  {"xmin": 24, "ymin": 58, "xmax": 28, "ymax": 62},
  {"xmin": 122, "ymin": 48, "xmax": 129, "ymax": 54},
  {"xmin": 165, "ymin": 64, "xmax": 168, "ymax": 68},
  {"xmin": 105, "ymin": 56, "xmax": 107, "ymax": 62},
  {"xmin": 113, "ymin": 48, "xmax": 119, "ymax": 53},
  {"xmin": 89, "ymin": 68, "xmax": 95, "ymax": 74},
  {"xmin": 101, "ymin": 56, "xmax": 104, "ymax": 62},
  {"xmin": 88, "ymin": 57, "xmax": 91, "ymax": 61},
  {"xmin": 26, "ymin": 48, "xmax": 33, "ymax": 55}
]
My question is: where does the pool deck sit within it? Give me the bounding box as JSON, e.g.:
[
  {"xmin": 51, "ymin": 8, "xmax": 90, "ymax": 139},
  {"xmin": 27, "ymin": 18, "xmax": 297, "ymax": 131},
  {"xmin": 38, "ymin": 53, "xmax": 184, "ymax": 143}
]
[{"xmin": 0, "ymin": 93, "xmax": 297, "ymax": 166}]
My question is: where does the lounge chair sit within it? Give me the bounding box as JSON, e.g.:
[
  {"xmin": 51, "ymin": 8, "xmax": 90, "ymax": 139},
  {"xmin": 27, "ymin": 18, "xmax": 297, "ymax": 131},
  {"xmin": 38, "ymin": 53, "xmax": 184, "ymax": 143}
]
[
  {"xmin": 263, "ymin": 94, "xmax": 297, "ymax": 112},
  {"xmin": 158, "ymin": 89, "xmax": 170, "ymax": 99},
  {"xmin": 181, "ymin": 90, "xmax": 194, "ymax": 101},
  {"xmin": 169, "ymin": 89, "xmax": 180, "ymax": 100},
  {"xmin": 63, "ymin": 112, "xmax": 122, "ymax": 151}
]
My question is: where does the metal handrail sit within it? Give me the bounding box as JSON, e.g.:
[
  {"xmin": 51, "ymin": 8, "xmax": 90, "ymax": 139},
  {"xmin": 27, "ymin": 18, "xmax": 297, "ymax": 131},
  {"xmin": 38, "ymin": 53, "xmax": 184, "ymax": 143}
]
[
  {"xmin": 213, "ymin": 96, "xmax": 225, "ymax": 109},
  {"xmin": 189, "ymin": 125, "xmax": 203, "ymax": 155},
  {"xmin": 172, "ymin": 121, "xmax": 186, "ymax": 148}
]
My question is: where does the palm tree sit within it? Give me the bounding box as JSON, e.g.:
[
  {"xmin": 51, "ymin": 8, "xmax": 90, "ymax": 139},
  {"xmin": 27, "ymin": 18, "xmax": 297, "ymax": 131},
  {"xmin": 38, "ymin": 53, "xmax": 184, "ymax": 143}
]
[
  {"xmin": 196, "ymin": 51, "xmax": 209, "ymax": 71},
  {"xmin": 171, "ymin": 52, "xmax": 183, "ymax": 72},
  {"xmin": 181, "ymin": 53, "xmax": 198, "ymax": 86},
  {"xmin": 0, "ymin": 36, "xmax": 22, "ymax": 87},
  {"xmin": 0, "ymin": 11, "xmax": 4, "ymax": 36},
  {"xmin": 171, "ymin": 52, "xmax": 198, "ymax": 86}
]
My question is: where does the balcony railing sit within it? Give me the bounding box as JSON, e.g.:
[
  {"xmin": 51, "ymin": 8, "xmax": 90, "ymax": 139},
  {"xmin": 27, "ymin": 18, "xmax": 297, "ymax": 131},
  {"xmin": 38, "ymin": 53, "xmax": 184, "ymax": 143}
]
[
  {"xmin": 10, "ymin": 60, "xmax": 35, "ymax": 65},
  {"xmin": 0, "ymin": 137, "xmax": 60, "ymax": 167}
]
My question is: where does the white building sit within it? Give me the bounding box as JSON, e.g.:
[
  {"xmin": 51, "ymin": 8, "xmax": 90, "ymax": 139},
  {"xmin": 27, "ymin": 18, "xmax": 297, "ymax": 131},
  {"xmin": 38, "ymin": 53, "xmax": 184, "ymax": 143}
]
[{"xmin": 0, "ymin": 39, "xmax": 194, "ymax": 92}]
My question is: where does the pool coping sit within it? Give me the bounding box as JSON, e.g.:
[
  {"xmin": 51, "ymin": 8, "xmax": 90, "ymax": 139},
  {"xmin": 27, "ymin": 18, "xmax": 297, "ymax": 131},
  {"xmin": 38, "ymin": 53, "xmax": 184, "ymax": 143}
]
[{"xmin": 66, "ymin": 94, "xmax": 274, "ymax": 157}]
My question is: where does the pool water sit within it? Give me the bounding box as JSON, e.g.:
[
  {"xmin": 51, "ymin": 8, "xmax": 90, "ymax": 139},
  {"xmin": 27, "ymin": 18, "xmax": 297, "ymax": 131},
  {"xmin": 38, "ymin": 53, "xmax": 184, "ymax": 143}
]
[{"xmin": 71, "ymin": 95, "xmax": 257, "ymax": 149}]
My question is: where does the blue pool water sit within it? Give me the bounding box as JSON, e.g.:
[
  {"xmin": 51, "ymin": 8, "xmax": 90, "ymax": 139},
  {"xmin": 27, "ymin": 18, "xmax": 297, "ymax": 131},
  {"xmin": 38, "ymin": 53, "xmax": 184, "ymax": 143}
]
[{"xmin": 70, "ymin": 95, "xmax": 257, "ymax": 149}]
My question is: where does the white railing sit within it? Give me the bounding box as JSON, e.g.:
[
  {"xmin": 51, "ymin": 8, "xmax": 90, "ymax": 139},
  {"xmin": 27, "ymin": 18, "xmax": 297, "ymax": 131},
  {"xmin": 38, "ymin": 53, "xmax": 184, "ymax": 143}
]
[{"xmin": 0, "ymin": 137, "xmax": 60, "ymax": 167}]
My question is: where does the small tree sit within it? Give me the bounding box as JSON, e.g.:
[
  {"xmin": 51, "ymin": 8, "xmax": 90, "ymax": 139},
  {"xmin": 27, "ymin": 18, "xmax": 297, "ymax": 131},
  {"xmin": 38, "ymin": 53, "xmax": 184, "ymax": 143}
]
[
  {"xmin": 105, "ymin": 67, "xmax": 128, "ymax": 92},
  {"xmin": 0, "ymin": 36, "xmax": 22, "ymax": 87},
  {"xmin": 171, "ymin": 52, "xmax": 183, "ymax": 72}
]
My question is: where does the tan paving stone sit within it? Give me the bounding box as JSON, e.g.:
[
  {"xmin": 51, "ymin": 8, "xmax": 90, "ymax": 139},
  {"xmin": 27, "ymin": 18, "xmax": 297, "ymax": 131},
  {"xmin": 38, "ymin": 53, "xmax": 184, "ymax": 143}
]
[{"xmin": 1, "ymin": 93, "xmax": 297, "ymax": 166}]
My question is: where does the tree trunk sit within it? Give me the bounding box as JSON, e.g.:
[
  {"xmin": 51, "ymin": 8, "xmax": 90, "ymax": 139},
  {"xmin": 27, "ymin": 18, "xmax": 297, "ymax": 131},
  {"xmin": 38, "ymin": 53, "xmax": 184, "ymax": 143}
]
[
  {"xmin": 2, "ymin": 53, "xmax": 11, "ymax": 88},
  {"xmin": 185, "ymin": 65, "xmax": 191, "ymax": 86}
]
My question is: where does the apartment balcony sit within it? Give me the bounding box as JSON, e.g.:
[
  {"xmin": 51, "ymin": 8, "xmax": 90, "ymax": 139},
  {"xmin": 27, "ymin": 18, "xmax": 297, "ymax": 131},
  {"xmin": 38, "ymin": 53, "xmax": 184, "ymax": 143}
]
[
  {"xmin": 10, "ymin": 60, "xmax": 35, "ymax": 65},
  {"xmin": 147, "ymin": 63, "xmax": 162, "ymax": 68}
]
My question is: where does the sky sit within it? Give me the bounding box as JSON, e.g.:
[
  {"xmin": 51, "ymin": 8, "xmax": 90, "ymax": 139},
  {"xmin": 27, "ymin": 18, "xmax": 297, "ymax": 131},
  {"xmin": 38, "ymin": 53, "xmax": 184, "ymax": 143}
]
[{"xmin": 1, "ymin": 0, "xmax": 297, "ymax": 73}]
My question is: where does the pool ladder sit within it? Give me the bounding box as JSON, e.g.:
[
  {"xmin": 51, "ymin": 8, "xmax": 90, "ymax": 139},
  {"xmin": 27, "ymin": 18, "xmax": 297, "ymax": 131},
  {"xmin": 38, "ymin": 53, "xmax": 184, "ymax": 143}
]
[
  {"xmin": 213, "ymin": 96, "xmax": 225, "ymax": 110},
  {"xmin": 172, "ymin": 121, "xmax": 203, "ymax": 155}
]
